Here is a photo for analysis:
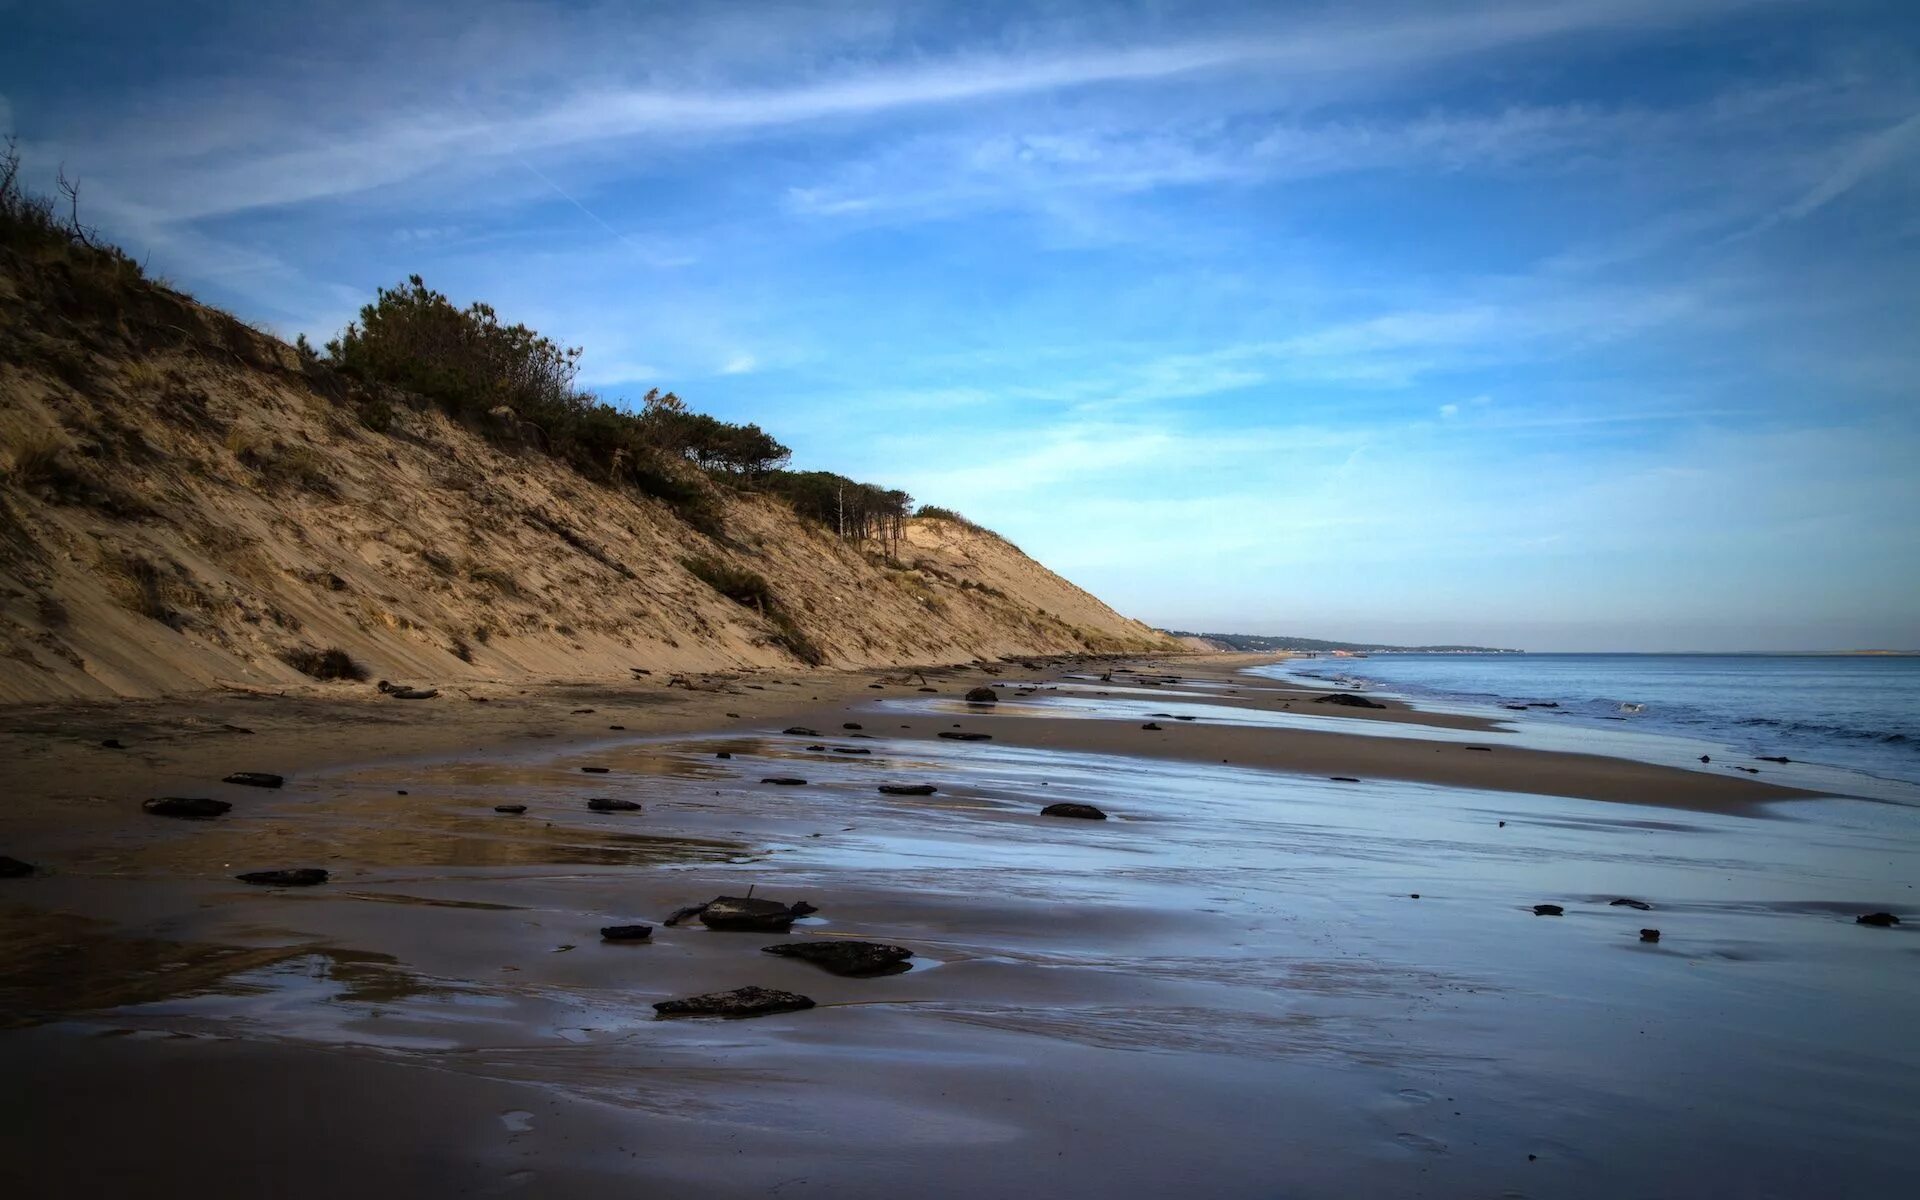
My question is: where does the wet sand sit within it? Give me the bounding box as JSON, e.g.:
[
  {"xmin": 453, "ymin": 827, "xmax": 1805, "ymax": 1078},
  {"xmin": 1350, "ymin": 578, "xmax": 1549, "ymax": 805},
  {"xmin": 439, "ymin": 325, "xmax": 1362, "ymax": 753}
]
[{"xmin": 3, "ymin": 655, "xmax": 1916, "ymax": 1198}]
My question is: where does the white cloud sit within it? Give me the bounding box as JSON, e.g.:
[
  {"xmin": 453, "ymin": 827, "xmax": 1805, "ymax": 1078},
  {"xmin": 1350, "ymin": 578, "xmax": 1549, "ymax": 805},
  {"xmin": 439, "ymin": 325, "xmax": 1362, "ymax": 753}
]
[
  {"xmin": 1439, "ymin": 403, "xmax": 1460, "ymax": 417},
  {"xmin": 719, "ymin": 353, "xmax": 758, "ymax": 375}
]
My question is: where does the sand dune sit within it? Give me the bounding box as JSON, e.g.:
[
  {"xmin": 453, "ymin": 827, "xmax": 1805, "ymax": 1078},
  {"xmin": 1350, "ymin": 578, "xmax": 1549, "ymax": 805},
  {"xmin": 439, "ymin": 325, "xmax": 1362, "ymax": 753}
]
[{"xmin": 0, "ymin": 253, "xmax": 1174, "ymax": 702}]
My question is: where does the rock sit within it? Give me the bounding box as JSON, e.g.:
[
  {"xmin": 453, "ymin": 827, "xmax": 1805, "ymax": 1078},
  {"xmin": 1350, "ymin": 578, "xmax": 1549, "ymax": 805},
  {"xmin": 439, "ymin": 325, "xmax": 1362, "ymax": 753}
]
[
  {"xmin": 1699, "ymin": 755, "xmax": 1711, "ymax": 763},
  {"xmin": 571, "ymin": 708, "xmax": 596, "ymax": 714},
  {"xmin": 1141, "ymin": 723, "xmax": 1163, "ymax": 731},
  {"xmin": 101, "ymin": 738, "xmax": 126, "ymax": 749},
  {"xmin": 1041, "ymin": 802, "xmax": 1107, "ymax": 820},
  {"xmin": 1174, "ymin": 715, "xmax": 1196, "ymax": 721},
  {"xmin": 376, "ymin": 680, "xmax": 439, "ymax": 700},
  {"xmin": 1330, "ymin": 776, "xmax": 1360, "ymax": 783},
  {"xmin": 831, "ymin": 747, "xmax": 871, "ymax": 755},
  {"xmin": 587, "ymin": 797, "xmax": 640, "ymax": 812},
  {"xmin": 0, "ymin": 856, "xmax": 35, "ymax": 879},
  {"xmin": 1737, "ymin": 766, "xmax": 1759, "ymax": 774},
  {"xmin": 494, "ymin": 804, "xmax": 527, "ymax": 814},
  {"xmin": 600, "ymin": 924, "xmax": 654, "ymax": 941},
  {"xmin": 806, "ymin": 744, "xmax": 827, "ymax": 751},
  {"xmin": 918, "ymin": 687, "xmax": 937, "ymax": 693},
  {"xmin": 580, "ymin": 766, "xmax": 611, "ymax": 774},
  {"xmin": 1465, "ymin": 746, "xmax": 1494, "ymax": 752},
  {"xmin": 1313, "ymin": 693, "xmax": 1386, "ymax": 709},
  {"xmin": 698, "ymin": 895, "xmax": 818, "ymax": 931},
  {"xmin": 762, "ymin": 940, "xmax": 913, "ymax": 976},
  {"xmin": 1532, "ymin": 904, "xmax": 1564, "ymax": 916},
  {"xmin": 1640, "ymin": 929, "xmax": 1661, "ymax": 942},
  {"xmin": 664, "ymin": 903, "xmax": 710, "ymax": 926},
  {"xmin": 965, "ymin": 687, "xmax": 999, "ymax": 703},
  {"xmin": 715, "ymin": 751, "xmax": 732, "ymax": 759},
  {"xmin": 1756, "ymin": 755, "xmax": 1791, "ymax": 763},
  {"xmin": 236, "ymin": 868, "xmax": 328, "ymax": 887},
  {"xmin": 142, "ymin": 797, "xmax": 231, "ymax": 819},
  {"xmin": 1410, "ymin": 893, "xmax": 1421, "ymax": 899},
  {"xmin": 938, "ymin": 731, "xmax": 991, "ymax": 742},
  {"xmin": 761, "ymin": 777, "xmax": 808, "ymax": 786},
  {"xmin": 609, "ymin": 725, "xmax": 625, "ymax": 731},
  {"xmin": 1609, "ymin": 898, "xmax": 1653, "ymax": 911},
  {"xmin": 879, "ymin": 784, "xmax": 938, "ymax": 796},
  {"xmin": 653, "ymin": 985, "xmax": 815, "ymax": 1019},
  {"xmin": 222, "ymin": 772, "xmax": 284, "ymax": 789},
  {"xmin": 842, "ymin": 723, "xmax": 864, "ymax": 730},
  {"xmin": 783, "ymin": 727, "xmax": 820, "ymax": 737},
  {"xmin": 1856, "ymin": 912, "xmax": 1900, "ymax": 927}
]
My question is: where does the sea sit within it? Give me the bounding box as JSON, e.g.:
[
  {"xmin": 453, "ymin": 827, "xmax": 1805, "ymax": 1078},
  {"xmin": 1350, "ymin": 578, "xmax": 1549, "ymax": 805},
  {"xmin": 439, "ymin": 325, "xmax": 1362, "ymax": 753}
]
[{"xmin": 1263, "ymin": 653, "xmax": 1920, "ymax": 791}]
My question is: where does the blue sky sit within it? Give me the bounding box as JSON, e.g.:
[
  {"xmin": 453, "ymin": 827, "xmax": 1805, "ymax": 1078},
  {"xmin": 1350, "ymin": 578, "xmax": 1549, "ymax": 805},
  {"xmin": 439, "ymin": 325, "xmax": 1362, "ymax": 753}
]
[{"xmin": 5, "ymin": 0, "xmax": 1917, "ymax": 651}]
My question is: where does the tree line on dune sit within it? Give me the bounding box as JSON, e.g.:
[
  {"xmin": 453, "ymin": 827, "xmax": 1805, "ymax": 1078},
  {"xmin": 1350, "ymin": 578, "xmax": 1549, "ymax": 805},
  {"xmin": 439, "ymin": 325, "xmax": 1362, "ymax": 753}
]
[{"xmin": 306, "ymin": 275, "xmax": 933, "ymax": 541}]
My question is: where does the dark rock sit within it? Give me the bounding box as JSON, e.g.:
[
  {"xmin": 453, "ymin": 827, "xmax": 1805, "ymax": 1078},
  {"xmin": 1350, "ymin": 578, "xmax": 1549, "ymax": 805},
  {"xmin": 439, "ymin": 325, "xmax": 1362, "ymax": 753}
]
[
  {"xmin": 1756, "ymin": 756, "xmax": 1791, "ymax": 763},
  {"xmin": 1737, "ymin": 766, "xmax": 1760, "ymax": 774},
  {"xmin": 142, "ymin": 797, "xmax": 231, "ymax": 819},
  {"xmin": 1141, "ymin": 723, "xmax": 1163, "ymax": 731},
  {"xmin": 762, "ymin": 940, "xmax": 913, "ymax": 976},
  {"xmin": 572, "ymin": 708, "xmax": 596, "ymax": 714},
  {"xmin": 587, "ymin": 798, "xmax": 641, "ymax": 812},
  {"xmin": 1699, "ymin": 755, "xmax": 1711, "ymax": 763},
  {"xmin": 580, "ymin": 766, "xmax": 611, "ymax": 774},
  {"xmin": 918, "ymin": 687, "xmax": 937, "ymax": 693},
  {"xmin": 1532, "ymin": 904, "xmax": 1564, "ymax": 916},
  {"xmin": 1465, "ymin": 746, "xmax": 1494, "ymax": 752},
  {"xmin": 1609, "ymin": 898, "xmax": 1653, "ymax": 911},
  {"xmin": 806, "ymin": 744, "xmax": 827, "ymax": 751},
  {"xmin": 698, "ymin": 895, "xmax": 818, "ymax": 931},
  {"xmin": 1313, "ymin": 693, "xmax": 1386, "ymax": 709},
  {"xmin": 1410, "ymin": 893, "xmax": 1421, "ymax": 899},
  {"xmin": 1856, "ymin": 912, "xmax": 1900, "ymax": 927},
  {"xmin": 1330, "ymin": 776, "xmax": 1360, "ymax": 783},
  {"xmin": 1640, "ymin": 929, "xmax": 1661, "ymax": 942},
  {"xmin": 965, "ymin": 687, "xmax": 999, "ymax": 703},
  {"xmin": 494, "ymin": 804, "xmax": 527, "ymax": 814},
  {"xmin": 608, "ymin": 725, "xmax": 626, "ymax": 731},
  {"xmin": 938, "ymin": 731, "xmax": 991, "ymax": 742},
  {"xmin": 102, "ymin": 738, "xmax": 126, "ymax": 749},
  {"xmin": 879, "ymin": 784, "xmax": 938, "ymax": 796},
  {"xmin": 842, "ymin": 723, "xmax": 864, "ymax": 730},
  {"xmin": 1504, "ymin": 705, "xmax": 1529, "ymax": 711},
  {"xmin": 600, "ymin": 924, "xmax": 654, "ymax": 941},
  {"xmin": 223, "ymin": 724, "xmax": 255, "ymax": 734},
  {"xmin": 761, "ymin": 777, "xmax": 808, "ymax": 786},
  {"xmin": 832, "ymin": 747, "xmax": 871, "ymax": 755},
  {"xmin": 783, "ymin": 727, "xmax": 821, "ymax": 737},
  {"xmin": 1174, "ymin": 715, "xmax": 1196, "ymax": 721},
  {"xmin": 715, "ymin": 751, "xmax": 733, "ymax": 759},
  {"xmin": 236, "ymin": 868, "xmax": 328, "ymax": 887},
  {"xmin": 868, "ymin": 683, "xmax": 885, "ymax": 689},
  {"xmin": 0, "ymin": 856, "xmax": 35, "ymax": 879},
  {"xmin": 223, "ymin": 772, "xmax": 284, "ymax": 789},
  {"xmin": 653, "ymin": 985, "xmax": 815, "ymax": 1019},
  {"xmin": 1041, "ymin": 802, "xmax": 1107, "ymax": 820}
]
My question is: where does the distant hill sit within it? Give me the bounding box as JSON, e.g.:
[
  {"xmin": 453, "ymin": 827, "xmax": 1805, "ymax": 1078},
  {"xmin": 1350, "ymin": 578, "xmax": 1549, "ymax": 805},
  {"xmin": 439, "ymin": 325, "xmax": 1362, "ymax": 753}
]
[{"xmin": 1162, "ymin": 631, "xmax": 1522, "ymax": 654}]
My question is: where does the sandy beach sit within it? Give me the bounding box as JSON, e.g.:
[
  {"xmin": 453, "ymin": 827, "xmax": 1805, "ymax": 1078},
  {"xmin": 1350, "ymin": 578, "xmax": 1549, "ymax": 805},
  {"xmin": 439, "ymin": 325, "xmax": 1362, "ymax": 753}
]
[{"xmin": 3, "ymin": 652, "xmax": 1913, "ymax": 1198}]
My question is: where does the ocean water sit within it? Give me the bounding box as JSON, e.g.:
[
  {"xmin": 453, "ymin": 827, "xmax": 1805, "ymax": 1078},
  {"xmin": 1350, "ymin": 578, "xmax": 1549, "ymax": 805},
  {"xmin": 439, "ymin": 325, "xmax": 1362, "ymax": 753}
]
[{"xmin": 1269, "ymin": 654, "xmax": 1920, "ymax": 788}]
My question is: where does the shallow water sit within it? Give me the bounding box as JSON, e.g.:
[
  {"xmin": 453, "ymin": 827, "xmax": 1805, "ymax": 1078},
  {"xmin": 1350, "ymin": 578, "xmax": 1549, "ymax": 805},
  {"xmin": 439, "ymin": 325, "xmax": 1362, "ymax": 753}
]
[{"xmin": 3, "ymin": 689, "xmax": 1917, "ymax": 1198}]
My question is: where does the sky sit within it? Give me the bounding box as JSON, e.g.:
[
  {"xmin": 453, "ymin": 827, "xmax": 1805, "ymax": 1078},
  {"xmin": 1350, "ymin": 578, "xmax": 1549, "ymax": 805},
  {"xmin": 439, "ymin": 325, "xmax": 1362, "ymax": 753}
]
[{"xmin": 4, "ymin": 0, "xmax": 1917, "ymax": 651}]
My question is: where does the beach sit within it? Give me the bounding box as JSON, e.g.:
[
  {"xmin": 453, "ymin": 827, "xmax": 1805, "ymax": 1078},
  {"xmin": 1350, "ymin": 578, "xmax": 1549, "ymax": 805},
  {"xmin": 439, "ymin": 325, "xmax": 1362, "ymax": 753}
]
[{"xmin": 2, "ymin": 653, "xmax": 1915, "ymax": 1198}]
